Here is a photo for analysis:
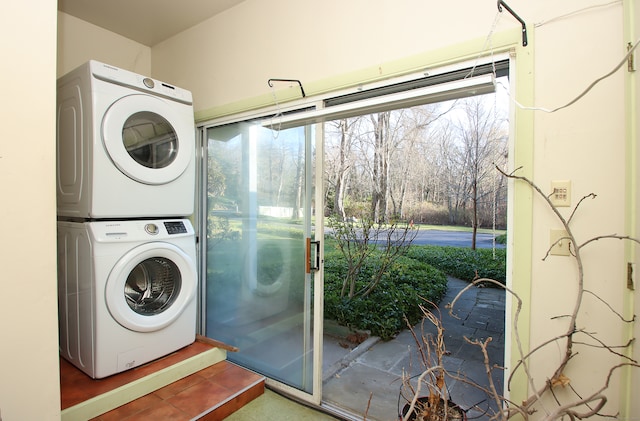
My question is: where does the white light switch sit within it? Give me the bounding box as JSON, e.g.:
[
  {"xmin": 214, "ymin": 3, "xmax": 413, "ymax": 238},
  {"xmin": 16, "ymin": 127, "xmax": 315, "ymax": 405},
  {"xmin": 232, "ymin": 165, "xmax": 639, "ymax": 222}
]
[{"xmin": 550, "ymin": 229, "xmax": 571, "ymax": 256}]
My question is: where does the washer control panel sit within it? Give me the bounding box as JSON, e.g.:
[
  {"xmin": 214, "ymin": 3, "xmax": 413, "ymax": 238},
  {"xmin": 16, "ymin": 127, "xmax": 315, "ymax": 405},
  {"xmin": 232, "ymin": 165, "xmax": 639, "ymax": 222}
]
[{"xmin": 88, "ymin": 219, "xmax": 193, "ymax": 242}]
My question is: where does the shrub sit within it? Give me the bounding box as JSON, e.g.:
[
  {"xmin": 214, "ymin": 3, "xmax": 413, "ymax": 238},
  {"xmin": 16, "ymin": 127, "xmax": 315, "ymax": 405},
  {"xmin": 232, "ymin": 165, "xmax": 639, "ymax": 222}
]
[
  {"xmin": 324, "ymin": 251, "xmax": 447, "ymax": 340},
  {"xmin": 326, "ymin": 215, "xmax": 417, "ymax": 298},
  {"xmin": 406, "ymin": 245, "xmax": 506, "ymax": 285}
]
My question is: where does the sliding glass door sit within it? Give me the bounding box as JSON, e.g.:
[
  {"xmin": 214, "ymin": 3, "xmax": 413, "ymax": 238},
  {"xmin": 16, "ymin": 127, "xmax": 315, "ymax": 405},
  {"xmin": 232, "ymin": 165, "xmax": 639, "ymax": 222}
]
[{"xmin": 204, "ymin": 121, "xmax": 322, "ymax": 401}]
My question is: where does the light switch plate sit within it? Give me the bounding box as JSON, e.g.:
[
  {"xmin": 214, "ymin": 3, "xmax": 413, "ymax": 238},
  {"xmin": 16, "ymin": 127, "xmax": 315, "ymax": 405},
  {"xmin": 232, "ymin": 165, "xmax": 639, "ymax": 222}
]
[
  {"xmin": 550, "ymin": 229, "xmax": 571, "ymax": 256},
  {"xmin": 550, "ymin": 180, "xmax": 571, "ymax": 207}
]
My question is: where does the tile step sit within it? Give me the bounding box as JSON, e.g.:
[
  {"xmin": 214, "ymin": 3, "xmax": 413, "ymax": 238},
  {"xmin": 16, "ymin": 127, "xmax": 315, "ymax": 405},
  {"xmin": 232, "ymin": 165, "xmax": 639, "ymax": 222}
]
[{"xmin": 60, "ymin": 337, "xmax": 264, "ymax": 420}]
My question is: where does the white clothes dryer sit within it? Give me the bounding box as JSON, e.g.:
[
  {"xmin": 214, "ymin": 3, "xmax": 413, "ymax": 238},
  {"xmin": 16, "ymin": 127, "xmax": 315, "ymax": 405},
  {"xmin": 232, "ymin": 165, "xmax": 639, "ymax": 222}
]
[
  {"xmin": 57, "ymin": 219, "xmax": 197, "ymax": 379},
  {"xmin": 56, "ymin": 60, "xmax": 195, "ymax": 219}
]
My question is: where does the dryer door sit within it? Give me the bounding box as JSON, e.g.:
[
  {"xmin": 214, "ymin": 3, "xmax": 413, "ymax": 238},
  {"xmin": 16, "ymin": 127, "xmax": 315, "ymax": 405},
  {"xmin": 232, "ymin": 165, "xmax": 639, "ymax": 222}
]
[
  {"xmin": 105, "ymin": 242, "xmax": 196, "ymax": 332},
  {"xmin": 102, "ymin": 94, "xmax": 194, "ymax": 185}
]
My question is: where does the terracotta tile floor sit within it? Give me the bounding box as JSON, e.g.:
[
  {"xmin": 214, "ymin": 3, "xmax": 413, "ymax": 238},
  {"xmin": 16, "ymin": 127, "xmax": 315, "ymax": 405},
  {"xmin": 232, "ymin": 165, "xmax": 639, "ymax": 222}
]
[
  {"xmin": 91, "ymin": 361, "xmax": 264, "ymax": 420},
  {"xmin": 60, "ymin": 341, "xmax": 265, "ymax": 420}
]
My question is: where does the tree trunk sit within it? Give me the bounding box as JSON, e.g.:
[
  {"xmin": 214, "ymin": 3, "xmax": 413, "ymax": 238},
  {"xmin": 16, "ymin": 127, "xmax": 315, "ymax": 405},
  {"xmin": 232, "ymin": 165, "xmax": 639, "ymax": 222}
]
[
  {"xmin": 292, "ymin": 134, "xmax": 304, "ymax": 219},
  {"xmin": 333, "ymin": 120, "xmax": 351, "ymax": 219},
  {"xmin": 371, "ymin": 112, "xmax": 390, "ymax": 223},
  {"xmin": 471, "ymin": 178, "xmax": 478, "ymax": 250}
]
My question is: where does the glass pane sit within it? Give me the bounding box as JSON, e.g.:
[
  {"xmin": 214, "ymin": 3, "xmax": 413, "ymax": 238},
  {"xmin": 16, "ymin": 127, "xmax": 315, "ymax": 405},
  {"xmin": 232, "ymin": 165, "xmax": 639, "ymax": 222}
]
[
  {"xmin": 124, "ymin": 257, "xmax": 181, "ymax": 315},
  {"xmin": 205, "ymin": 122, "xmax": 315, "ymax": 392},
  {"xmin": 122, "ymin": 111, "xmax": 178, "ymax": 168}
]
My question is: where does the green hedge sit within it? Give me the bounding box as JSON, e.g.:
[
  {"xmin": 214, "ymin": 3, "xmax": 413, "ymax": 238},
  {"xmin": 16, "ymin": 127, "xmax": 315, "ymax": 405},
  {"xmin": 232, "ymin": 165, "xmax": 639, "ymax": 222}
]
[
  {"xmin": 406, "ymin": 245, "xmax": 506, "ymax": 285},
  {"xmin": 323, "ymin": 251, "xmax": 447, "ymax": 340},
  {"xmin": 323, "ymin": 243, "xmax": 506, "ymax": 340}
]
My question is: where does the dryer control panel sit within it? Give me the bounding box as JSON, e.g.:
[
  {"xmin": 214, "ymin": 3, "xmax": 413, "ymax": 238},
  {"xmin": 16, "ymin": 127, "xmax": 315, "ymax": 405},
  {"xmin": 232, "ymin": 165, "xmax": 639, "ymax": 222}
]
[{"xmin": 89, "ymin": 60, "xmax": 193, "ymax": 105}]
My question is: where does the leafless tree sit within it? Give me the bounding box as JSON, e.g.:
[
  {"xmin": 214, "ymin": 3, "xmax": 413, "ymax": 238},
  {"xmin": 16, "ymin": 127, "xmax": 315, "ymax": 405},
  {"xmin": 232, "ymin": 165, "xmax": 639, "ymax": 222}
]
[
  {"xmin": 370, "ymin": 111, "xmax": 391, "ymax": 223},
  {"xmin": 454, "ymin": 97, "xmax": 507, "ymax": 248},
  {"xmin": 325, "ymin": 118, "xmax": 361, "ymax": 220},
  {"xmin": 323, "ymin": 92, "xmax": 508, "ymax": 231}
]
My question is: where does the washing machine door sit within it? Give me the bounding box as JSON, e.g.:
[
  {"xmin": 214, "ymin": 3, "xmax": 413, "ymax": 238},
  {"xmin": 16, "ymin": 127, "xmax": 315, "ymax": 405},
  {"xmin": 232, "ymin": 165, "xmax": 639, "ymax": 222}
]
[
  {"xmin": 102, "ymin": 94, "xmax": 194, "ymax": 185},
  {"xmin": 105, "ymin": 242, "xmax": 196, "ymax": 332}
]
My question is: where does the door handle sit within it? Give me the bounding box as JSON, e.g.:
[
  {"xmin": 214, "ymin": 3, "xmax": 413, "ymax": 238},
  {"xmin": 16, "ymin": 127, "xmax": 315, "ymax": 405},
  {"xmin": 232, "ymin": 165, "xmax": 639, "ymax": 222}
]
[{"xmin": 306, "ymin": 238, "xmax": 321, "ymax": 273}]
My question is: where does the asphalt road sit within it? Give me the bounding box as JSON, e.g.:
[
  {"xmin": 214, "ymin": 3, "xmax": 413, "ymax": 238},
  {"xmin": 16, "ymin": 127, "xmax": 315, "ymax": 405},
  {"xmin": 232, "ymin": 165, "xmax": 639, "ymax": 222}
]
[
  {"xmin": 411, "ymin": 229, "xmax": 505, "ymax": 248},
  {"xmin": 325, "ymin": 226, "xmax": 505, "ymax": 249}
]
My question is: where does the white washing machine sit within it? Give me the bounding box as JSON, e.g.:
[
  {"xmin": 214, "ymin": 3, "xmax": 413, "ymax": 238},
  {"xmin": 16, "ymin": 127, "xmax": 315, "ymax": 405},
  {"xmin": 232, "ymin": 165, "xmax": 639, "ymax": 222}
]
[
  {"xmin": 57, "ymin": 219, "xmax": 197, "ymax": 379},
  {"xmin": 56, "ymin": 60, "xmax": 195, "ymax": 219}
]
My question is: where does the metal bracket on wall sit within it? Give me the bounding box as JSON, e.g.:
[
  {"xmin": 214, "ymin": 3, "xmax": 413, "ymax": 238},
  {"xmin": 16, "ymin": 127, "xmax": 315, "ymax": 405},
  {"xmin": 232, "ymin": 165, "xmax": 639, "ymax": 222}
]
[
  {"xmin": 268, "ymin": 78, "xmax": 306, "ymax": 98},
  {"xmin": 497, "ymin": 0, "xmax": 528, "ymax": 47}
]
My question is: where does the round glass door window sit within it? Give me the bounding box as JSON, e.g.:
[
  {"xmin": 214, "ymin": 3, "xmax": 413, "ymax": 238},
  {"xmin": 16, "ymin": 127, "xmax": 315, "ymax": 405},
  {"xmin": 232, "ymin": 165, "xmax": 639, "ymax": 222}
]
[
  {"xmin": 102, "ymin": 94, "xmax": 194, "ymax": 185},
  {"xmin": 122, "ymin": 112, "xmax": 178, "ymax": 169},
  {"xmin": 124, "ymin": 257, "xmax": 181, "ymax": 315}
]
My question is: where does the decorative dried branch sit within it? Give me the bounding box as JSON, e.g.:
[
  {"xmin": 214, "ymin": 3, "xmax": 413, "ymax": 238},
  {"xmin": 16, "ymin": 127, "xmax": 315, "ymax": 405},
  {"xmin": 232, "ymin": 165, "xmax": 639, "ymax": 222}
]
[
  {"xmin": 582, "ymin": 289, "xmax": 635, "ymax": 323},
  {"xmin": 399, "ymin": 167, "xmax": 639, "ymax": 420},
  {"xmin": 567, "ymin": 193, "xmax": 597, "ymax": 225},
  {"xmin": 492, "ymin": 166, "xmax": 638, "ymax": 418}
]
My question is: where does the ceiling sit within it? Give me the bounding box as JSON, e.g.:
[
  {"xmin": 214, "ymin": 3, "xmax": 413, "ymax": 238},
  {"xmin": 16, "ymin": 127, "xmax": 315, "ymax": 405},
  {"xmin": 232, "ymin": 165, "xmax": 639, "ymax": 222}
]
[{"xmin": 58, "ymin": 0, "xmax": 246, "ymax": 46}]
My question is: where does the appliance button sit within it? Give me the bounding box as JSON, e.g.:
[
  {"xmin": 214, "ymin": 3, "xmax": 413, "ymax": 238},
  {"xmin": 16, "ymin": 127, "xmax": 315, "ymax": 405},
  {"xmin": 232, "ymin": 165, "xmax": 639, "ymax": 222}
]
[
  {"xmin": 145, "ymin": 223, "xmax": 159, "ymax": 235},
  {"xmin": 143, "ymin": 78, "xmax": 155, "ymax": 89}
]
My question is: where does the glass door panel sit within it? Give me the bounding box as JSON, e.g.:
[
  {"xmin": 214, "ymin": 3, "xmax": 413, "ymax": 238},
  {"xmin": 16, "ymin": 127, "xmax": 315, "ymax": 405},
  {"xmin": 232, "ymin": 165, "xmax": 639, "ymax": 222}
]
[{"xmin": 205, "ymin": 122, "xmax": 318, "ymax": 397}]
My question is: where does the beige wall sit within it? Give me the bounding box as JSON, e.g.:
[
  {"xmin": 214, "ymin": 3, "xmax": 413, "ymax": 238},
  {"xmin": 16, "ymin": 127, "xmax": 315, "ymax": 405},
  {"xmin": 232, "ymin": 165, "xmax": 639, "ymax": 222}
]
[
  {"xmin": 0, "ymin": 1, "xmax": 60, "ymax": 420},
  {"xmin": 57, "ymin": 11, "xmax": 151, "ymax": 77},
  {"xmin": 151, "ymin": 0, "xmax": 502, "ymax": 113},
  {"xmin": 49, "ymin": 0, "xmax": 639, "ymax": 418},
  {"xmin": 529, "ymin": 2, "xmax": 628, "ymax": 413}
]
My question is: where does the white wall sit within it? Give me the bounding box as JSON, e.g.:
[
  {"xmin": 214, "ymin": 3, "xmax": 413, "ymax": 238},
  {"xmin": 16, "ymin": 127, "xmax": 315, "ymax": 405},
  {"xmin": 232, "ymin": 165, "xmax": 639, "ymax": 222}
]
[
  {"xmin": 0, "ymin": 1, "xmax": 60, "ymax": 420},
  {"xmin": 152, "ymin": 0, "xmax": 637, "ymax": 416}
]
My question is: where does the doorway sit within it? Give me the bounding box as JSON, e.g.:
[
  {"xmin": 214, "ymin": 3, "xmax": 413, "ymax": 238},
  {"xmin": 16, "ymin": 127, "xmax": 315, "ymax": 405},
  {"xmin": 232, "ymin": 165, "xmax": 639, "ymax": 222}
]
[{"xmin": 200, "ymin": 57, "xmax": 511, "ymax": 418}]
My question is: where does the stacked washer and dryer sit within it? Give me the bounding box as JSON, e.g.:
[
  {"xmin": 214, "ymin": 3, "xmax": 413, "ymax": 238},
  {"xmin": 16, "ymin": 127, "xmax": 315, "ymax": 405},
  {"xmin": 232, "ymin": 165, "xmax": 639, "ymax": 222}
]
[{"xmin": 56, "ymin": 61, "xmax": 198, "ymax": 379}]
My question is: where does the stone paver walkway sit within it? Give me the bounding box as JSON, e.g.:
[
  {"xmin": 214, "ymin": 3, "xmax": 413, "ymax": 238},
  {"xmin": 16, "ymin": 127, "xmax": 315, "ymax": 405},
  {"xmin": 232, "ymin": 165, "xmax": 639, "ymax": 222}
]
[{"xmin": 323, "ymin": 277, "xmax": 506, "ymax": 420}]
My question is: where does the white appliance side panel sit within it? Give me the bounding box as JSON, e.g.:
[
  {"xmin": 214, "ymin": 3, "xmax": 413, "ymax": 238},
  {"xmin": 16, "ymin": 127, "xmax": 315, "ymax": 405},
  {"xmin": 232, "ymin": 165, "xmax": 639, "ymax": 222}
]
[
  {"xmin": 76, "ymin": 228, "xmax": 95, "ymax": 373},
  {"xmin": 57, "ymin": 223, "xmax": 95, "ymax": 376},
  {"xmin": 56, "ymin": 64, "xmax": 94, "ymax": 217},
  {"xmin": 57, "ymin": 228, "xmax": 70, "ymax": 358},
  {"xmin": 56, "ymin": 81, "xmax": 83, "ymax": 207}
]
